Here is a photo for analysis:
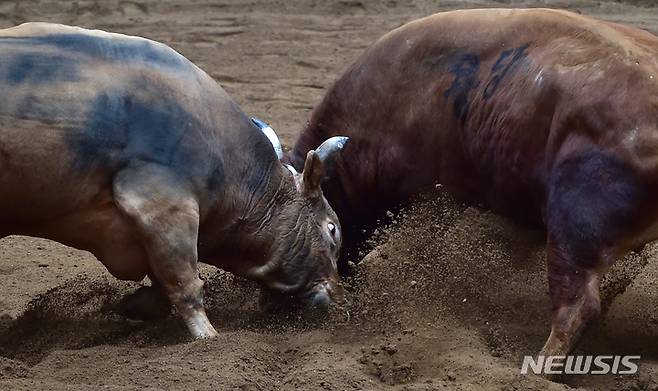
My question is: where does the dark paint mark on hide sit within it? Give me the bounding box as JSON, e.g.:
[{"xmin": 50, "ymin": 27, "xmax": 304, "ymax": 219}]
[
  {"xmin": 66, "ymin": 86, "xmax": 225, "ymax": 190},
  {"xmin": 443, "ymin": 53, "xmax": 480, "ymax": 124},
  {"xmin": 2, "ymin": 52, "xmax": 80, "ymax": 85},
  {"xmin": 443, "ymin": 44, "xmax": 532, "ymax": 122},
  {"xmin": 483, "ymin": 43, "xmax": 531, "ymax": 100},
  {"xmin": 547, "ymin": 148, "xmax": 644, "ymax": 267},
  {"xmin": 0, "ymin": 34, "xmax": 187, "ymax": 69},
  {"xmin": 13, "ymin": 94, "xmax": 64, "ymax": 124}
]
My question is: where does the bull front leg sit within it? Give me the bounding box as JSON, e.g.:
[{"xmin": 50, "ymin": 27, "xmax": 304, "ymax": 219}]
[
  {"xmin": 540, "ymin": 148, "xmax": 645, "ymax": 359},
  {"xmin": 113, "ymin": 163, "xmax": 218, "ymax": 339},
  {"xmin": 539, "ymin": 241, "xmax": 605, "ymax": 357}
]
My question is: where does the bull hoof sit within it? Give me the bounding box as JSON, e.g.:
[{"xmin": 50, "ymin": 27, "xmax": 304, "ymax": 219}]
[
  {"xmin": 117, "ymin": 285, "xmax": 172, "ymax": 321},
  {"xmin": 194, "ymin": 329, "xmax": 219, "ymax": 340}
]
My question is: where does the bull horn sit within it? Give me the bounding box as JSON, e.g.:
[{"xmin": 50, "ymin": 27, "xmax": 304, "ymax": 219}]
[
  {"xmin": 284, "ymin": 164, "xmax": 298, "ymax": 175},
  {"xmin": 251, "ymin": 117, "xmax": 283, "ymax": 160},
  {"xmin": 315, "ymin": 136, "xmax": 349, "ymax": 162}
]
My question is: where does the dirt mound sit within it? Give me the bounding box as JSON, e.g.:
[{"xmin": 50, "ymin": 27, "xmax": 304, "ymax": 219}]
[
  {"xmin": 349, "ymin": 188, "xmax": 656, "ymax": 389},
  {"xmin": 2, "ymin": 187, "xmax": 656, "ymax": 389}
]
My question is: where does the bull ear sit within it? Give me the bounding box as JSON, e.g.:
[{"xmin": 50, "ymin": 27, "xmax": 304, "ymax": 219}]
[{"xmin": 301, "ymin": 150, "xmax": 324, "ymax": 199}]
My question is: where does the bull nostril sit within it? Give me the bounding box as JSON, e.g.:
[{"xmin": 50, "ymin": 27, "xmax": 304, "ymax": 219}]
[{"xmin": 308, "ymin": 291, "xmax": 332, "ymax": 311}]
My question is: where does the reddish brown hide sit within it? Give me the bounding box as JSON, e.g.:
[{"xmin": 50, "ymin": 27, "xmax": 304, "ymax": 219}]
[{"xmin": 287, "ymin": 8, "xmax": 658, "ymax": 358}]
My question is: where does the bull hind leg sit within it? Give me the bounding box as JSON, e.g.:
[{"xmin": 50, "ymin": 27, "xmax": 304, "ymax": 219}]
[
  {"xmin": 541, "ymin": 149, "xmax": 644, "ymax": 357},
  {"xmin": 113, "ymin": 163, "xmax": 218, "ymax": 339}
]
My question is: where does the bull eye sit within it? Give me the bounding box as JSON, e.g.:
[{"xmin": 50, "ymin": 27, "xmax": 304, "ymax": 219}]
[{"xmin": 327, "ymin": 222, "xmax": 337, "ymax": 237}]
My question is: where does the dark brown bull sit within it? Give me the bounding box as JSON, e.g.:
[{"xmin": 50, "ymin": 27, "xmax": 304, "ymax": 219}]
[
  {"xmin": 0, "ymin": 23, "xmax": 348, "ymax": 339},
  {"xmin": 287, "ymin": 8, "xmax": 658, "ymax": 358}
]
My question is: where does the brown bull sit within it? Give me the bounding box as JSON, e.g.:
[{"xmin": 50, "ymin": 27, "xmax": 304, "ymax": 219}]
[
  {"xmin": 0, "ymin": 23, "xmax": 349, "ymax": 339},
  {"xmin": 287, "ymin": 8, "xmax": 658, "ymax": 358}
]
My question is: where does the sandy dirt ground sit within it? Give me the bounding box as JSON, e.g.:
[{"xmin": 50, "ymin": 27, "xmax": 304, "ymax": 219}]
[{"xmin": 0, "ymin": 0, "xmax": 658, "ymax": 389}]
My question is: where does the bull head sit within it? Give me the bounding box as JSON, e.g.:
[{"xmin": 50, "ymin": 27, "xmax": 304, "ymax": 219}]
[{"xmin": 251, "ymin": 117, "xmax": 348, "ymax": 312}]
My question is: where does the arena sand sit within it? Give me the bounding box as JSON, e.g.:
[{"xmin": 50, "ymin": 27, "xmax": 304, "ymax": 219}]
[{"xmin": 1, "ymin": 0, "xmax": 658, "ymax": 389}]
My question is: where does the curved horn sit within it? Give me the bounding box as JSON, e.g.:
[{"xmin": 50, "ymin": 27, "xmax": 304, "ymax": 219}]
[
  {"xmin": 315, "ymin": 136, "xmax": 349, "ymax": 162},
  {"xmin": 284, "ymin": 164, "xmax": 298, "ymax": 175},
  {"xmin": 251, "ymin": 117, "xmax": 283, "ymax": 160}
]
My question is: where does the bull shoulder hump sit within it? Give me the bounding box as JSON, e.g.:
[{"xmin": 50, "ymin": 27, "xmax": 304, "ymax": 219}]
[
  {"xmin": 0, "ymin": 22, "xmax": 228, "ymax": 187},
  {"xmin": 0, "ymin": 22, "xmax": 199, "ymax": 74},
  {"xmin": 375, "ymin": 8, "xmax": 656, "ymax": 74}
]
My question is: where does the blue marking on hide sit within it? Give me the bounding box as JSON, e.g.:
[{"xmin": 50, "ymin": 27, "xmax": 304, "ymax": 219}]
[
  {"xmin": 483, "ymin": 43, "xmax": 531, "ymax": 100},
  {"xmin": 547, "ymin": 148, "xmax": 644, "ymax": 266},
  {"xmin": 443, "ymin": 53, "xmax": 480, "ymax": 124},
  {"xmin": 65, "ymin": 86, "xmax": 225, "ymax": 190},
  {"xmin": 2, "ymin": 52, "xmax": 80, "ymax": 85},
  {"xmin": 0, "ymin": 33, "xmax": 188, "ymax": 70}
]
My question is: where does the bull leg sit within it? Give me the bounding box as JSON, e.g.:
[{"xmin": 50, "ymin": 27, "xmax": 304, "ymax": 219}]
[
  {"xmin": 539, "ymin": 243, "xmax": 604, "ymax": 357},
  {"xmin": 113, "ymin": 164, "xmax": 218, "ymax": 339},
  {"xmin": 540, "ymin": 149, "xmax": 643, "ymax": 358}
]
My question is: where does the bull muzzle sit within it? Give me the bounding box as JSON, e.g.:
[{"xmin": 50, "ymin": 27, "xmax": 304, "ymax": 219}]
[
  {"xmin": 258, "ymin": 279, "xmax": 345, "ymax": 315},
  {"xmin": 304, "ymin": 279, "xmax": 345, "ymax": 312}
]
